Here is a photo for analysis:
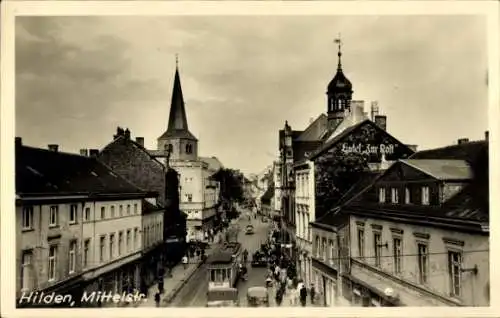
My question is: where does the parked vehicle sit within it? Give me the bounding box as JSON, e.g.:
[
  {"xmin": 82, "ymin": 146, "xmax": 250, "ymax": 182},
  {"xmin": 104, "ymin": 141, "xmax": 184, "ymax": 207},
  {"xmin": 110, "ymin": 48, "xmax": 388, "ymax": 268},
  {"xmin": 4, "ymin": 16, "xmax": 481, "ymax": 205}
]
[
  {"xmin": 251, "ymin": 251, "xmax": 268, "ymax": 267},
  {"xmin": 247, "ymin": 286, "xmax": 269, "ymax": 307}
]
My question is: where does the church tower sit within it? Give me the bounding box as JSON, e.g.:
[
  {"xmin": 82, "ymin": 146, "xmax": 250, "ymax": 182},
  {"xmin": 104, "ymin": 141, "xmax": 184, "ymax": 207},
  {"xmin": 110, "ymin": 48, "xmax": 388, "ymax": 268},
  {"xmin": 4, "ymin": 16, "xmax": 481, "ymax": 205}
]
[
  {"xmin": 326, "ymin": 37, "xmax": 353, "ymax": 131},
  {"xmin": 157, "ymin": 57, "xmax": 198, "ymax": 162}
]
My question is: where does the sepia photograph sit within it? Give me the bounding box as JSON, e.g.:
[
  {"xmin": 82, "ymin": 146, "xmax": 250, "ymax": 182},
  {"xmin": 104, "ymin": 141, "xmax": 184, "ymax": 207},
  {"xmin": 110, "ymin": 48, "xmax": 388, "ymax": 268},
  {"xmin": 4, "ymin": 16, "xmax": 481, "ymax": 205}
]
[{"xmin": 1, "ymin": 1, "xmax": 499, "ymax": 316}]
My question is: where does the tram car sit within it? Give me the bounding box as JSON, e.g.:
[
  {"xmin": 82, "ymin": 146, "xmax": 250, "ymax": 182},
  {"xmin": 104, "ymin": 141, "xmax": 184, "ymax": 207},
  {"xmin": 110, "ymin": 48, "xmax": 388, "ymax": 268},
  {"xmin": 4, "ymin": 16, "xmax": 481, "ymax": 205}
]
[{"xmin": 207, "ymin": 242, "xmax": 242, "ymax": 289}]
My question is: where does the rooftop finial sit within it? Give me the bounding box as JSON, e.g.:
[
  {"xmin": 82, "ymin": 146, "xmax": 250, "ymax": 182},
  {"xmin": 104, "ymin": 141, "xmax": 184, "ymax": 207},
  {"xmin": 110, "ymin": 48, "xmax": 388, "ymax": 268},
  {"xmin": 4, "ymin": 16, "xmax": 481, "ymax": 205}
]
[
  {"xmin": 175, "ymin": 53, "xmax": 179, "ymax": 68},
  {"xmin": 334, "ymin": 34, "xmax": 342, "ymax": 71}
]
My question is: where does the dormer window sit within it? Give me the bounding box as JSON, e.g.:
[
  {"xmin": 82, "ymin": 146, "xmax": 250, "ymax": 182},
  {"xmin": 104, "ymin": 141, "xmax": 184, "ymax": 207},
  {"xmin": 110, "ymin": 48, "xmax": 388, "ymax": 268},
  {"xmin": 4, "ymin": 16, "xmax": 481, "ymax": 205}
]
[
  {"xmin": 421, "ymin": 186, "xmax": 430, "ymax": 205},
  {"xmin": 378, "ymin": 188, "xmax": 386, "ymax": 203},
  {"xmin": 391, "ymin": 188, "xmax": 399, "ymax": 204}
]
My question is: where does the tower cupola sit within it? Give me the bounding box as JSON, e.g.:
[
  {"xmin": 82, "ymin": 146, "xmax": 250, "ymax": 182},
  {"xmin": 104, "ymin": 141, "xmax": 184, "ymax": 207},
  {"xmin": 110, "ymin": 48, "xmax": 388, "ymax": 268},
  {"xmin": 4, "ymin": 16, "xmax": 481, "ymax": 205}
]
[{"xmin": 326, "ymin": 35, "xmax": 353, "ymax": 131}]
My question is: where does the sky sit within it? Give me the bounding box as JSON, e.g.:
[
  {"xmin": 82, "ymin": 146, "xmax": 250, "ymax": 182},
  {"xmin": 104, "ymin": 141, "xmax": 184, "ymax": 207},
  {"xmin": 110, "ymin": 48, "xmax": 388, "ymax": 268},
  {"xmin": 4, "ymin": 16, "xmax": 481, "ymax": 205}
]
[{"xmin": 15, "ymin": 15, "xmax": 488, "ymax": 175}]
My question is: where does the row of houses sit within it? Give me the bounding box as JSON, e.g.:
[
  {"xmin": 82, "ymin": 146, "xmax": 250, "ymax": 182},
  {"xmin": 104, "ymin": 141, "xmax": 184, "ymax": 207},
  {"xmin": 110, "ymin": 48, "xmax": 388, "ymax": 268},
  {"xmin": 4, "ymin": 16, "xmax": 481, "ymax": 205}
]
[
  {"xmin": 16, "ymin": 62, "xmax": 224, "ymax": 307},
  {"xmin": 274, "ymin": 40, "xmax": 489, "ymax": 306}
]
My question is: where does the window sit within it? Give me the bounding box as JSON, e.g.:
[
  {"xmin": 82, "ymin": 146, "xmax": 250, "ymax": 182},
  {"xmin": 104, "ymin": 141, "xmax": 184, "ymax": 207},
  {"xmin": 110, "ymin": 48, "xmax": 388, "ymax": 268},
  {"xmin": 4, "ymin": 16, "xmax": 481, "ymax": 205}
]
[
  {"xmin": 100, "ymin": 206, "xmax": 106, "ymax": 219},
  {"xmin": 134, "ymin": 203, "xmax": 138, "ymax": 214},
  {"xmin": 405, "ymin": 187, "xmax": 411, "ymax": 204},
  {"xmin": 329, "ymin": 240, "xmax": 335, "ymax": 266},
  {"xmin": 186, "ymin": 144, "xmax": 192, "ymax": 154},
  {"xmin": 357, "ymin": 229, "xmax": 365, "ymax": 258},
  {"xmin": 378, "ymin": 188, "xmax": 386, "ymax": 203},
  {"xmin": 21, "ymin": 250, "xmax": 33, "ymax": 290},
  {"xmin": 110, "ymin": 206, "xmax": 115, "ymax": 218},
  {"xmin": 84, "ymin": 207, "xmax": 91, "ymax": 221},
  {"xmin": 134, "ymin": 228, "xmax": 139, "ymax": 249},
  {"xmin": 83, "ymin": 239, "xmax": 90, "ymax": 268},
  {"xmin": 119, "ymin": 205, "xmax": 123, "ymax": 216},
  {"xmin": 448, "ymin": 251, "xmax": 462, "ymax": 297},
  {"xmin": 391, "ymin": 188, "xmax": 399, "ymax": 204},
  {"xmin": 126, "ymin": 229, "xmax": 131, "ymax": 252},
  {"xmin": 118, "ymin": 231, "xmax": 123, "ymax": 255},
  {"xmin": 421, "ymin": 186, "xmax": 430, "ymax": 205},
  {"xmin": 109, "ymin": 234, "xmax": 115, "ymax": 259},
  {"xmin": 48, "ymin": 245, "xmax": 57, "ymax": 281},
  {"xmin": 127, "ymin": 205, "xmax": 131, "ymax": 215},
  {"xmin": 417, "ymin": 243, "xmax": 428, "ymax": 284},
  {"xmin": 315, "ymin": 236, "xmax": 320, "ymax": 257},
  {"xmin": 99, "ymin": 236, "xmax": 105, "ymax": 262},
  {"xmin": 69, "ymin": 205, "xmax": 77, "ymax": 224},
  {"xmin": 69, "ymin": 240, "xmax": 77, "ymax": 274},
  {"xmin": 393, "ymin": 238, "xmax": 402, "ymax": 274},
  {"xmin": 187, "ymin": 194, "xmax": 193, "ymax": 202},
  {"xmin": 49, "ymin": 206, "xmax": 58, "ymax": 227},
  {"xmin": 321, "ymin": 238, "xmax": 327, "ymax": 260},
  {"xmin": 22, "ymin": 207, "xmax": 34, "ymax": 230},
  {"xmin": 374, "ymin": 233, "xmax": 382, "ymax": 267}
]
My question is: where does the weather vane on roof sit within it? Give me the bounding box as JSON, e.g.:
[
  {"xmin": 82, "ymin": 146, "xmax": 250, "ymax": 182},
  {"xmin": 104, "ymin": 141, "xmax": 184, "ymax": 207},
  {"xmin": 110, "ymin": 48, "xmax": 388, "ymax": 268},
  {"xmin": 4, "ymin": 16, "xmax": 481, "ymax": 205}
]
[
  {"xmin": 334, "ymin": 33, "xmax": 343, "ymax": 69},
  {"xmin": 175, "ymin": 53, "xmax": 179, "ymax": 68}
]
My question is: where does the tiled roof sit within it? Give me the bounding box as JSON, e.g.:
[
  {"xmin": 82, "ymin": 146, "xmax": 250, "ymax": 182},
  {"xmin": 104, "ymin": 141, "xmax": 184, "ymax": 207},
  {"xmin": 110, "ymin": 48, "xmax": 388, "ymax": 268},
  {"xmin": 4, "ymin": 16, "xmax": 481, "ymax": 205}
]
[
  {"xmin": 199, "ymin": 156, "xmax": 224, "ymax": 172},
  {"xmin": 142, "ymin": 199, "xmax": 163, "ymax": 213},
  {"xmin": 400, "ymin": 159, "xmax": 472, "ymax": 180},
  {"xmin": 295, "ymin": 114, "xmax": 328, "ymax": 142},
  {"xmin": 337, "ymin": 170, "xmax": 383, "ymax": 206},
  {"xmin": 308, "ymin": 120, "xmax": 365, "ymax": 160},
  {"xmin": 158, "ymin": 129, "xmax": 197, "ymax": 141},
  {"xmin": 101, "ymin": 134, "xmax": 165, "ymax": 167},
  {"xmin": 293, "ymin": 140, "xmax": 323, "ymax": 163},
  {"xmin": 16, "ymin": 145, "xmax": 146, "ymax": 196},
  {"xmin": 409, "ymin": 140, "xmax": 487, "ymax": 163}
]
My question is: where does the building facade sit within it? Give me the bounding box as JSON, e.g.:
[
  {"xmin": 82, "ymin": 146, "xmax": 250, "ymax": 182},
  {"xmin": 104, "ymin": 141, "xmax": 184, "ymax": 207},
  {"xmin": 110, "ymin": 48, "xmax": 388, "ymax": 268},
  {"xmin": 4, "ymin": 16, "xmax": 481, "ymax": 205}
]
[
  {"xmin": 151, "ymin": 62, "xmax": 219, "ymax": 242},
  {"xmin": 311, "ymin": 137, "xmax": 489, "ymax": 307},
  {"xmin": 15, "ymin": 140, "xmax": 154, "ymax": 308}
]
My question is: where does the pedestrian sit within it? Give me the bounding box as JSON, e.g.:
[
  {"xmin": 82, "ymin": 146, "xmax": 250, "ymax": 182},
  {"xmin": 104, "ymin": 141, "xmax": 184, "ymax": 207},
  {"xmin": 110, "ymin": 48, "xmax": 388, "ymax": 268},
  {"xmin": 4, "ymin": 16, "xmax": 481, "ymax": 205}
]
[
  {"xmin": 300, "ymin": 284, "xmax": 308, "ymax": 307},
  {"xmin": 158, "ymin": 278, "xmax": 164, "ymax": 294},
  {"xmin": 154, "ymin": 291, "xmax": 161, "ymax": 307},
  {"xmin": 182, "ymin": 255, "xmax": 188, "ymax": 270},
  {"xmin": 275, "ymin": 289, "xmax": 283, "ymax": 307},
  {"xmin": 310, "ymin": 283, "xmax": 316, "ymax": 305}
]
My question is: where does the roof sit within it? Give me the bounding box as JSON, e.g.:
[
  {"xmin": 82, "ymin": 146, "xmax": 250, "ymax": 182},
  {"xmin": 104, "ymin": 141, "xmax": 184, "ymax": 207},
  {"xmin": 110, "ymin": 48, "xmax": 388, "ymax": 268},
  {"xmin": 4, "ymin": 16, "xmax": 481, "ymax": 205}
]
[
  {"xmin": 207, "ymin": 242, "xmax": 241, "ymax": 264},
  {"xmin": 260, "ymin": 185, "xmax": 275, "ymax": 203},
  {"xmin": 158, "ymin": 66, "xmax": 197, "ymax": 141},
  {"xmin": 200, "ymin": 156, "xmax": 224, "ymax": 172},
  {"xmin": 295, "ymin": 114, "xmax": 328, "ymax": 142},
  {"xmin": 337, "ymin": 170, "xmax": 383, "ymax": 206},
  {"xmin": 16, "ymin": 144, "xmax": 146, "ymax": 196},
  {"xmin": 293, "ymin": 140, "xmax": 324, "ymax": 163},
  {"xmin": 409, "ymin": 140, "xmax": 487, "ymax": 163},
  {"xmin": 309, "ymin": 119, "xmax": 414, "ymax": 160},
  {"xmin": 101, "ymin": 133, "xmax": 165, "ymax": 168},
  {"xmin": 400, "ymin": 159, "xmax": 472, "ymax": 180},
  {"xmin": 142, "ymin": 199, "xmax": 164, "ymax": 214}
]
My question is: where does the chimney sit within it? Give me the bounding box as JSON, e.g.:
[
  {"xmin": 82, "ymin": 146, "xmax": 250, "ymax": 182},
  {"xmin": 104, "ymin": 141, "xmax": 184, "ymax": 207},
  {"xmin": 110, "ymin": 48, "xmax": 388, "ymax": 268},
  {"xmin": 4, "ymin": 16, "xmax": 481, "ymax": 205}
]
[
  {"xmin": 48, "ymin": 144, "xmax": 59, "ymax": 152},
  {"xmin": 124, "ymin": 128, "xmax": 131, "ymax": 139},
  {"xmin": 15, "ymin": 137, "xmax": 22, "ymax": 147},
  {"xmin": 89, "ymin": 149, "xmax": 99, "ymax": 157},
  {"xmin": 458, "ymin": 138, "xmax": 469, "ymax": 145},
  {"xmin": 80, "ymin": 149, "xmax": 88, "ymax": 157},
  {"xmin": 485, "ymin": 131, "xmax": 489, "ymax": 141},
  {"xmin": 374, "ymin": 115, "xmax": 387, "ymax": 131},
  {"xmin": 113, "ymin": 127, "xmax": 125, "ymax": 140},
  {"xmin": 136, "ymin": 137, "xmax": 144, "ymax": 147}
]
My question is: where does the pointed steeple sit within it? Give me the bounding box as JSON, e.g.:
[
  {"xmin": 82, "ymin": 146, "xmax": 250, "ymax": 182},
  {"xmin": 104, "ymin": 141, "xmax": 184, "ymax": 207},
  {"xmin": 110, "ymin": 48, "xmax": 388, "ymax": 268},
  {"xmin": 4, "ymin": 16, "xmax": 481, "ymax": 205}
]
[
  {"xmin": 167, "ymin": 57, "xmax": 189, "ymax": 132},
  {"xmin": 159, "ymin": 56, "xmax": 197, "ymax": 141}
]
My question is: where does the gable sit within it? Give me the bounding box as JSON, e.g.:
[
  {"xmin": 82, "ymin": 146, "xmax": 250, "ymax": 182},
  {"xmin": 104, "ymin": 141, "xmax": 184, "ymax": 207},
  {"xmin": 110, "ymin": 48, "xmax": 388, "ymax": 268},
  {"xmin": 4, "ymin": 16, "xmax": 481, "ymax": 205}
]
[
  {"xmin": 377, "ymin": 161, "xmax": 435, "ymax": 182},
  {"xmin": 312, "ymin": 120, "xmax": 415, "ymax": 162}
]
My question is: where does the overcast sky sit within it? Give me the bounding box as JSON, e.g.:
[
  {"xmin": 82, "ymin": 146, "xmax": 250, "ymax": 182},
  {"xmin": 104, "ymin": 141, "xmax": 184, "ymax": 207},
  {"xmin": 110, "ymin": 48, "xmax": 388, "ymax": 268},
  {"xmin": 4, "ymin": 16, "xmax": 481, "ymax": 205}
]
[{"xmin": 15, "ymin": 15, "xmax": 488, "ymax": 175}]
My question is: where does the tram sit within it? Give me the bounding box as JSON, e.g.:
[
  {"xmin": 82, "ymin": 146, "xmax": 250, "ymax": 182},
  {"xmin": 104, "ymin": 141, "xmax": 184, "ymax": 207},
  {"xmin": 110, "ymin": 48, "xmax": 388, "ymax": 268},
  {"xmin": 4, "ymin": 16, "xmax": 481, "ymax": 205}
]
[{"xmin": 206, "ymin": 242, "xmax": 242, "ymax": 307}]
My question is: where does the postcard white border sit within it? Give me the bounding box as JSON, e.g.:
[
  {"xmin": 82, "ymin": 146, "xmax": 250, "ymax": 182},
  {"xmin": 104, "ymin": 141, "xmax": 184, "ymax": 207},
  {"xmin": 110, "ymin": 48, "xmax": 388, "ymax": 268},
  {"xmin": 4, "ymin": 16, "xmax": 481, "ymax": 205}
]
[{"xmin": 1, "ymin": 1, "xmax": 499, "ymax": 317}]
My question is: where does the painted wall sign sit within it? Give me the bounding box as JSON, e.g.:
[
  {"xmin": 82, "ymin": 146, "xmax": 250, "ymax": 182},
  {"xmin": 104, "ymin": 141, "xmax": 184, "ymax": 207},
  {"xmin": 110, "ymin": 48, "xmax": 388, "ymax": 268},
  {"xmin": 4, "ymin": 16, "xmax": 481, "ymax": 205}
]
[{"xmin": 341, "ymin": 143, "xmax": 395, "ymax": 155}]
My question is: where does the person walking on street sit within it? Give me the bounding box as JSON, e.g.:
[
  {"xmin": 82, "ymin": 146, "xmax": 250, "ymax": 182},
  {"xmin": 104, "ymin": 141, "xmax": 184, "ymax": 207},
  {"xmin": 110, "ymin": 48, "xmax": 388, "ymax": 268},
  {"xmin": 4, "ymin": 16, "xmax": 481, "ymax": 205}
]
[
  {"xmin": 182, "ymin": 255, "xmax": 188, "ymax": 270},
  {"xmin": 154, "ymin": 291, "xmax": 161, "ymax": 307},
  {"xmin": 310, "ymin": 283, "xmax": 316, "ymax": 305},
  {"xmin": 158, "ymin": 277, "xmax": 164, "ymax": 294},
  {"xmin": 275, "ymin": 289, "xmax": 283, "ymax": 307},
  {"xmin": 299, "ymin": 284, "xmax": 308, "ymax": 307}
]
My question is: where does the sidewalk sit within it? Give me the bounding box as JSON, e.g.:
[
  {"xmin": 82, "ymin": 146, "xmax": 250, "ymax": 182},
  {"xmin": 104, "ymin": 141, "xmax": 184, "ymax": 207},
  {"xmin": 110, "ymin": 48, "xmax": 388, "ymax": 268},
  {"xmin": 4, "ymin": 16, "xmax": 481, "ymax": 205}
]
[{"xmin": 137, "ymin": 241, "xmax": 221, "ymax": 307}]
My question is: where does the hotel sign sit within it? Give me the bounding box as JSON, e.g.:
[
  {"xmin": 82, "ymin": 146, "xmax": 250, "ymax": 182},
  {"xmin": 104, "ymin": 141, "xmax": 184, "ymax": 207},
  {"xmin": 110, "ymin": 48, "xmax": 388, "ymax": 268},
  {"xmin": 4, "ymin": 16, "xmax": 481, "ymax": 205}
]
[{"xmin": 341, "ymin": 143, "xmax": 395, "ymax": 155}]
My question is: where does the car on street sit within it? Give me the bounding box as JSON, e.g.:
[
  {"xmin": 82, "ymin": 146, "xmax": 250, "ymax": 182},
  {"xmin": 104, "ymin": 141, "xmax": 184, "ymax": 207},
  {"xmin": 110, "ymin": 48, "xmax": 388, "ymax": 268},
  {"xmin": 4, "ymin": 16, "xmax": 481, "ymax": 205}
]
[{"xmin": 245, "ymin": 225, "xmax": 254, "ymax": 235}]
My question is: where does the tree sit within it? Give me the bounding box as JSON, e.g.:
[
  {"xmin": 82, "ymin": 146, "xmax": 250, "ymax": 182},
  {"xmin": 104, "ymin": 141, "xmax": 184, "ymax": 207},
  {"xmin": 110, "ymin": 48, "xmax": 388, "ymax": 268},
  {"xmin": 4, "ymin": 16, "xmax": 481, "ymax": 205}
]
[
  {"xmin": 213, "ymin": 168, "xmax": 245, "ymax": 204},
  {"xmin": 315, "ymin": 152, "xmax": 369, "ymax": 215}
]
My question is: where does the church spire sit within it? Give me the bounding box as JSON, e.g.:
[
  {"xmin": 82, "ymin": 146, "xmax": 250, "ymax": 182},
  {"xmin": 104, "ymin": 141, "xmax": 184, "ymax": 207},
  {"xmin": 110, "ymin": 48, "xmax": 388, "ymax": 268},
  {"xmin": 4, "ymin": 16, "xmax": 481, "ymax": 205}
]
[
  {"xmin": 167, "ymin": 55, "xmax": 189, "ymax": 132},
  {"xmin": 335, "ymin": 34, "xmax": 343, "ymax": 71}
]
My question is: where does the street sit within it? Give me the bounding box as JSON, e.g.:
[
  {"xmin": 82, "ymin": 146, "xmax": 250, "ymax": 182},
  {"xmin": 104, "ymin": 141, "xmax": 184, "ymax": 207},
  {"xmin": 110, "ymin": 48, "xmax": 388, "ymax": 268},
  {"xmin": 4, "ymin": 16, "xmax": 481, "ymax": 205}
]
[{"xmin": 169, "ymin": 211, "xmax": 271, "ymax": 307}]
